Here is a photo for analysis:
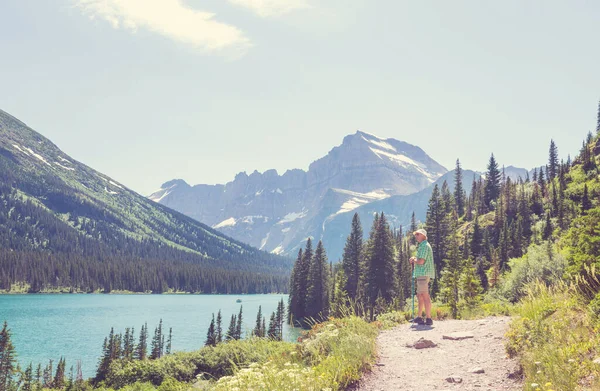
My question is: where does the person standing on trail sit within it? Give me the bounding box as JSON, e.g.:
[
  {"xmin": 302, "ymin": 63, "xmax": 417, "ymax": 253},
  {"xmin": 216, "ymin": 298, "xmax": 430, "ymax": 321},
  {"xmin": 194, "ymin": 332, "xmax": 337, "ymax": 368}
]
[{"xmin": 409, "ymin": 229, "xmax": 435, "ymax": 325}]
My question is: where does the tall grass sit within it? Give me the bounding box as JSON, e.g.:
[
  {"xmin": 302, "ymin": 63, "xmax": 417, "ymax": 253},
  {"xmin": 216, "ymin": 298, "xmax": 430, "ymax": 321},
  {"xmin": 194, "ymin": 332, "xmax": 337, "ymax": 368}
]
[{"xmin": 505, "ymin": 280, "xmax": 600, "ymax": 391}]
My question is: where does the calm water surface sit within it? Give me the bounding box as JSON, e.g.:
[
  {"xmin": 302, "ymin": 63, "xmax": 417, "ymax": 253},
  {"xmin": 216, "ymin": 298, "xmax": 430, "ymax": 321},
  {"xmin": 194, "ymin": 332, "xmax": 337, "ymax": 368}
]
[{"xmin": 0, "ymin": 294, "xmax": 295, "ymax": 378}]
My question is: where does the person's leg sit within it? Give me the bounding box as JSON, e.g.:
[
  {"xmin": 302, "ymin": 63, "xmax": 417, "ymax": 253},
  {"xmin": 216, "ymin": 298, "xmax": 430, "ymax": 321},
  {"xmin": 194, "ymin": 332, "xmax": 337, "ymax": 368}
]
[
  {"xmin": 417, "ymin": 293, "xmax": 425, "ymax": 318},
  {"xmin": 424, "ymin": 293, "xmax": 432, "ymax": 319}
]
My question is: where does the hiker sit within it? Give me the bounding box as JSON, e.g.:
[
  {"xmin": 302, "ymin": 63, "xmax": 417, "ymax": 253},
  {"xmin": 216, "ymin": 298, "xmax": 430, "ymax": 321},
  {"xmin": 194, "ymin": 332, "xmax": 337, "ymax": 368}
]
[{"xmin": 409, "ymin": 229, "xmax": 435, "ymax": 326}]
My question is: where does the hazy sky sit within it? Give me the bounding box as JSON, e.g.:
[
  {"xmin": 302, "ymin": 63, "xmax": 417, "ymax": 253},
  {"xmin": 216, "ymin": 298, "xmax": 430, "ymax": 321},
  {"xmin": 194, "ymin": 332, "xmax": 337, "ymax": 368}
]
[{"xmin": 1, "ymin": 1, "xmax": 599, "ymax": 195}]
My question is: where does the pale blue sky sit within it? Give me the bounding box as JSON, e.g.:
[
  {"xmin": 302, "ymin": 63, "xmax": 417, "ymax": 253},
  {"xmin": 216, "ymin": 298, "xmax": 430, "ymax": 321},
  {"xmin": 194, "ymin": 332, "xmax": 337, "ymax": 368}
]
[{"xmin": 1, "ymin": 1, "xmax": 598, "ymax": 195}]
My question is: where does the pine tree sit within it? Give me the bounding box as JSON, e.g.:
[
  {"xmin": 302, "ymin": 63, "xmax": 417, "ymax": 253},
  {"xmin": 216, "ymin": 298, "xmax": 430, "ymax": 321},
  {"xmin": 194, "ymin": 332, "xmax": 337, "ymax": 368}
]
[
  {"xmin": 305, "ymin": 240, "xmax": 330, "ymax": 320},
  {"xmin": 235, "ymin": 306, "xmax": 243, "ymax": 340},
  {"xmin": 288, "ymin": 249, "xmax": 303, "ymax": 325},
  {"xmin": 363, "ymin": 213, "xmax": 397, "ymax": 317},
  {"xmin": 253, "ymin": 306, "xmax": 264, "ymax": 337},
  {"xmin": 460, "ymin": 266, "xmax": 483, "ymax": 308},
  {"xmin": 410, "ymin": 212, "xmax": 418, "ymax": 245},
  {"xmin": 543, "ymin": 213, "xmax": 553, "ymax": 240},
  {"xmin": 275, "ymin": 299, "xmax": 285, "ymax": 341},
  {"xmin": 548, "ymin": 140, "xmax": 559, "ymax": 180},
  {"xmin": 596, "ymin": 99, "xmax": 600, "ymax": 134},
  {"xmin": 166, "ymin": 328, "xmax": 172, "ymax": 354},
  {"xmin": 342, "ymin": 213, "xmax": 363, "ymax": 300},
  {"xmin": 267, "ymin": 312, "xmax": 277, "ymax": 339},
  {"xmin": 123, "ymin": 327, "xmax": 134, "ymax": 360},
  {"xmin": 35, "ymin": 364, "xmax": 42, "ymax": 389},
  {"xmin": 205, "ymin": 314, "xmax": 217, "ymax": 346},
  {"xmin": 0, "ymin": 321, "xmax": 17, "ymax": 391},
  {"xmin": 226, "ymin": 315, "xmax": 237, "ymax": 341},
  {"xmin": 53, "ymin": 357, "xmax": 66, "ymax": 389},
  {"xmin": 582, "ymin": 184, "xmax": 592, "ymax": 213},
  {"xmin": 215, "ymin": 311, "xmax": 222, "ymax": 344},
  {"xmin": 135, "ymin": 323, "xmax": 148, "ymax": 360},
  {"xmin": 454, "ymin": 159, "xmax": 466, "ymax": 217},
  {"xmin": 470, "ymin": 218, "xmax": 483, "ymax": 259},
  {"xmin": 439, "ymin": 214, "xmax": 462, "ymax": 318},
  {"xmin": 484, "ymin": 154, "xmax": 501, "ymax": 210},
  {"xmin": 21, "ymin": 363, "xmax": 33, "ymax": 391},
  {"xmin": 150, "ymin": 319, "xmax": 163, "ymax": 359}
]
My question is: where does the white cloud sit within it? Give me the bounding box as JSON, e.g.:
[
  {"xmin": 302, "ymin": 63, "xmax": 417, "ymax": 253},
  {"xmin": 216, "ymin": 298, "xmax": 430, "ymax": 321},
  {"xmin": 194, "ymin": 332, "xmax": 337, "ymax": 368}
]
[
  {"xmin": 74, "ymin": 0, "xmax": 251, "ymax": 55},
  {"xmin": 228, "ymin": 0, "xmax": 310, "ymax": 17}
]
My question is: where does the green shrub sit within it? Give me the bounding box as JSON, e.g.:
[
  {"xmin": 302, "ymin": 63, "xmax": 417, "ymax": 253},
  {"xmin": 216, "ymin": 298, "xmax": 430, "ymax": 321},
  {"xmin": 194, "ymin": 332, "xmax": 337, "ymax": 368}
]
[{"xmin": 500, "ymin": 242, "xmax": 567, "ymax": 302}]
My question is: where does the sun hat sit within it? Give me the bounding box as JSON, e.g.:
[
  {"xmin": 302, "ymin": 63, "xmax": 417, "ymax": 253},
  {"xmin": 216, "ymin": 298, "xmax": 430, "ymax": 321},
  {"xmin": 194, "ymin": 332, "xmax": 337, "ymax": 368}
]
[{"xmin": 413, "ymin": 229, "xmax": 427, "ymax": 239}]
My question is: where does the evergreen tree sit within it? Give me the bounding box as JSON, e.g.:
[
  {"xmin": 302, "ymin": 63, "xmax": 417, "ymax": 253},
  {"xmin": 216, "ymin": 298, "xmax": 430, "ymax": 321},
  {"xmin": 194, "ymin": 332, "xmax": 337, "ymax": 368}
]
[
  {"xmin": 363, "ymin": 213, "xmax": 397, "ymax": 317},
  {"xmin": 548, "ymin": 140, "xmax": 559, "ymax": 180},
  {"xmin": 95, "ymin": 328, "xmax": 118, "ymax": 384},
  {"xmin": 205, "ymin": 314, "xmax": 217, "ymax": 346},
  {"xmin": 597, "ymin": 99, "xmax": 600, "ymax": 134},
  {"xmin": 35, "ymin": 364, "xmax": 42, "ymax": 389},
  {"xmin": 253, "ymin": 306, "xmax": 264, "ymax": 337},
  {"xmin": 235, "ymin": 306, "xmax": 243, "ymax": 340},
  {"xmin": 470, "ymin": 218, "xmax": 483, "ymax": 259},
  {"xmin": 454, "ymin": 159, "xmax": 466, "ymax": 217},
  {"xmin": 267, "ymin": 312, "xmax": 277, "ymax": 339},
  {"xmin": 460, "ymin": 265, "xmax": 483, "ymax": 308},
  {"xmin": 484, "ymin": 154, "xmax": 501, "ymax": 210},
  {"xmin": 135, "ymin": 323, "xmax": 148, "ymax": 360},
  {"xmin": 582, "ymin": 184, "xmax": 592, "ymax": 213},
  {"xmin": 439, "ymin": 214, "xmax": 462, "ymax": 318},
  {"xmin": 226, "ymin": 315, "xmax": 237, "ymax": 341},
  {"xmin": 0, "ymin": 321, "xmax": 17, "ymax": 391},
  {"xmin": 53, "ymin": 357, "xmax": 66, "ymax": 389},
  {"xmin": 275, "ymin": 299, "xmax": 285, "ymax": 341},
  {"xmin": 288, "ymin": 249, "xmax": 303, "ymax": 325},
  {"xmin": 166, "ymin": 328, "xmax": 172, "ymax": 354},
  {"xmin": 543, "ymin": 213, "xmax": 553, "ymax": 240},
  {"xmin": 410, "ymin": 212, "xmax": 418, "ymax": 245},
  {"xmin": 21, "ymin": 363, "xmax": 33, "ymax": 391},
  {"xmin": 150, "ymin": 319, "xmax": 163, "ymax": 359},
  {"xmin": 123, "ymin": 327, "xmax": 134, "ymax": 360},
  {"xmin": 342, "ymin": 213, "xmax": 363, "ymax": 300},
  {"xmin": 215, "ymin": 311, "xmax": 222, "ymax": 344},
  {"xmin": 305, "ymin": 240, "xmax": 330, "ymax": 320}
]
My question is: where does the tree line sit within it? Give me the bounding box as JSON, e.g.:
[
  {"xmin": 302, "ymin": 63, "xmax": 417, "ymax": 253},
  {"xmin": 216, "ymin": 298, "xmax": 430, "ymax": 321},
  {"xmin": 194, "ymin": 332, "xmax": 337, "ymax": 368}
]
[
  {"xmin": 204, "ymin": 300, "xmax": 286, "ymax": 347},
  {"xmin": 289, "ymin": 102, "xmax": 600, "ymax": 323}
]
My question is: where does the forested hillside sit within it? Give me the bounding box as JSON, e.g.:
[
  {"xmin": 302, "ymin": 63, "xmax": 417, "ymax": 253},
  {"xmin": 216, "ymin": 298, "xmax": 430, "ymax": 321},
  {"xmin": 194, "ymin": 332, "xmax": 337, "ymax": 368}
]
[{"xmin": 0, "ymin": 109, "xmax": 291, "ymax": 294}]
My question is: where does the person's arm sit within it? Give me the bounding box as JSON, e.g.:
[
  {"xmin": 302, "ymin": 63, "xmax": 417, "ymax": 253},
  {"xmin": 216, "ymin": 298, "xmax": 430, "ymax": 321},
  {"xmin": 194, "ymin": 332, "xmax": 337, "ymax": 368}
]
[{"xmin": 414, "ymin": 257, "xmax": 426, "ymax": 265}]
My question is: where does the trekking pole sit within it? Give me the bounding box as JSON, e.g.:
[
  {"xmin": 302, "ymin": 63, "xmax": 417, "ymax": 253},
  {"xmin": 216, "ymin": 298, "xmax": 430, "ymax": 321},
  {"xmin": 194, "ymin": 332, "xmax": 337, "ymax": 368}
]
[{"xmin": 411, "ymin": 262, "xmax": 415, "ymax": 327}]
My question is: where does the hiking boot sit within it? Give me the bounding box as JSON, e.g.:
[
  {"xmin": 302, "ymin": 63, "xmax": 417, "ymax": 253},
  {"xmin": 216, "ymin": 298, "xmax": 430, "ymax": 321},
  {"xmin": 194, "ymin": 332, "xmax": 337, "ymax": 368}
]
[
  {"xmin": 410, "ymin": 317, "xmax": 425, "ymax": 324},
  {"xmin": 425, "ymin": 318, "xmax": 433, "ymax": 326}
]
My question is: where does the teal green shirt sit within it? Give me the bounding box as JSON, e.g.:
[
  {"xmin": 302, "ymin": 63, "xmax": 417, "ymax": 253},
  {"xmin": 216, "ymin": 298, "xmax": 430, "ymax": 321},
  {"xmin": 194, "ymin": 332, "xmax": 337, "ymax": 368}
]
[{"xmin": 413, "ymin": 240, "xmax": 435, "ymax": 279}]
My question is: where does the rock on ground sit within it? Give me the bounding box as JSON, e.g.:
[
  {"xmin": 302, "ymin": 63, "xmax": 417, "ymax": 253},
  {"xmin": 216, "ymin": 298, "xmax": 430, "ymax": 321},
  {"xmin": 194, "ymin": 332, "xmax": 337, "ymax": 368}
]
[{"xmin": 353, "ymin": 316, "xmax": 521, "ymax": 391}]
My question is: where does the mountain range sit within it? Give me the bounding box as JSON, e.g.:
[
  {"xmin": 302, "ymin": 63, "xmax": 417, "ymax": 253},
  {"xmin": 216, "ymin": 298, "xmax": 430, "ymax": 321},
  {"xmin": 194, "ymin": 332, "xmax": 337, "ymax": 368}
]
[{"xmin": 151, "ymin": 131, "xmax": 462, "ymax": 261}]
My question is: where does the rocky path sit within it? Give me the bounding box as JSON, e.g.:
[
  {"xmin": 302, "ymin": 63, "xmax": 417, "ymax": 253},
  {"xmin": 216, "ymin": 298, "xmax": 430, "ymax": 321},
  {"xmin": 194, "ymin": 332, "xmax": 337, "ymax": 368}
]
[{"xmin": 354, "ymin": 317, "xmax": 522, "ymax": 391}]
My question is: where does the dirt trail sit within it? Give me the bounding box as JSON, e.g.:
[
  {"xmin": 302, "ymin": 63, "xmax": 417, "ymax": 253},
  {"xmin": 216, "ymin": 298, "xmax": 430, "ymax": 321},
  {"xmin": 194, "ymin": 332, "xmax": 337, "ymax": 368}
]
[{"xmin": 354, "ymin": 316, "xmax": 522, "ymax": 391}]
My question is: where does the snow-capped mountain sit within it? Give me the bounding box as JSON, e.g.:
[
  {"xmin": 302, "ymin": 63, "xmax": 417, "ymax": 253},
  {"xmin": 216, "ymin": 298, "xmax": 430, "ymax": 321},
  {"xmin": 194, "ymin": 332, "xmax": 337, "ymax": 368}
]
[{"xmin": 150, "ymin": 131, "xmax": 447, "ymax": 259}]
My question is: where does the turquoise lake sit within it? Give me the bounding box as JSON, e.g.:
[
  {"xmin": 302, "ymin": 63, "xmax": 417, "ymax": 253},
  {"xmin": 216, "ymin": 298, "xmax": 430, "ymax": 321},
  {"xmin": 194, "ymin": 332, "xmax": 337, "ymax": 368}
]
[{"xmin": 0, "ymin": 294, "xmax": 294, "ymax": 379}]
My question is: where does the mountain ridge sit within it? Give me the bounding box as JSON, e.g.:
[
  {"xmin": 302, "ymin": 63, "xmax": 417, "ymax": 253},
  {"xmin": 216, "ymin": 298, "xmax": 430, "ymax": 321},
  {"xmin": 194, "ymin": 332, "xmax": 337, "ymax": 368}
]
[
  {"xmin": 0, "ymin": 108, "xmax": 291, "ymax": 293},
  {"xmin": 151, "ymin": 130, "xmax": 449, "ymax": 259}
]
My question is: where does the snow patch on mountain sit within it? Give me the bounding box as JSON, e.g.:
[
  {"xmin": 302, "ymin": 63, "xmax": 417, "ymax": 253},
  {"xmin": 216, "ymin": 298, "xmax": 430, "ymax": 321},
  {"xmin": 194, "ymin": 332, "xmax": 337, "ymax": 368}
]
[
  {"xmin": 271, "ymin": 245, "xmax": 284, "ymax": 255},
  {"xmin": 277, "ymin": 210, "xmax": 307, "ymax": 225},
  {"xmin": 260, "ymin": 232, "xmax": 270, "ymax": 250},
  {"xmin": 55, "ymin": 162, "xmax": 75, "ymax": 171},
  {"xmin": 151, "ymin": 190, "xmax": 171, "ymax": 203},
  {"xmin": 104, "ymin": 187, "xmax": 118, "ymax": 195},
  {"xmin": 109, "ymin": 181, "xmax": 123, "ymax": 189},
  {"xmin": 24, "ymin": 147, "xmax": 51, "ymax": 166},
  {"xmin": 214, "ymin": 217, "xmax": 237, "ymax": 229}
]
